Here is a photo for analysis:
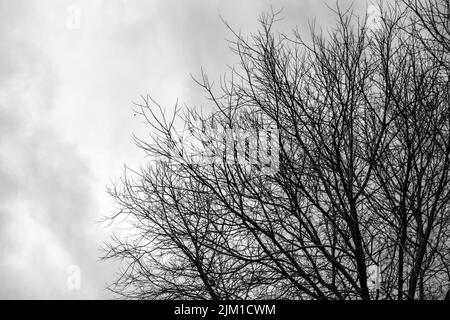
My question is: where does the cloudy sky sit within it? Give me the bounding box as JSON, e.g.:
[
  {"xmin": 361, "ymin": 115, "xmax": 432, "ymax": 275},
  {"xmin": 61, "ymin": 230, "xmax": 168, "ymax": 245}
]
[{"xmin": 0, "ymin": 0, "xmax": 369, "ymax": 299}]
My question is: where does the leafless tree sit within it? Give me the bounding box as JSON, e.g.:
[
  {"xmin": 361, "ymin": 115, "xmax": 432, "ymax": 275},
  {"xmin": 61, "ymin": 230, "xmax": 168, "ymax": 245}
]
[
  {"xmin": 403, "ymin": 0, "xmax": 450, "ymax": 70},
  {"xmin": 103, "ymin": 3, "xmax": 450, "ymax": 300}
]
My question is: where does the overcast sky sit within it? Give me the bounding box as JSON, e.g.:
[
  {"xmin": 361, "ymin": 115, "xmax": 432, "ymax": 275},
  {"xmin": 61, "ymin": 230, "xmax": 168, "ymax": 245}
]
[{"xmin": 0, "ymin": 0, "xmax": 369, "ymax": 299}]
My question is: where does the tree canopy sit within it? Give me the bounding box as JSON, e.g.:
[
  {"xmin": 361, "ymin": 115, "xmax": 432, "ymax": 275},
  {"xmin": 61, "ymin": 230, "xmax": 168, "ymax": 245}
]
[{"xmin": 103, "ymin": 1, "xmax": 450, "ymax": 300}]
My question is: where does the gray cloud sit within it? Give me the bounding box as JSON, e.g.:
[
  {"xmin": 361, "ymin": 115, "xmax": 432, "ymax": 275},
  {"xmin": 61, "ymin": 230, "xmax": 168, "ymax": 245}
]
[{"xmin": 0, "ymin": 0, "xmax": 113, "ymax": 299}]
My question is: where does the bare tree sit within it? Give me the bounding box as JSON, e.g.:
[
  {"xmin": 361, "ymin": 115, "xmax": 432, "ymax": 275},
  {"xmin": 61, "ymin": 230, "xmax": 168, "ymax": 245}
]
[
  {"xmin": 403, "ymin": 0, "xmax": 450, "ymax": 70},
  {"xmin": 103, "ymin": 3, "xmax": 450, "ymax": 300}
]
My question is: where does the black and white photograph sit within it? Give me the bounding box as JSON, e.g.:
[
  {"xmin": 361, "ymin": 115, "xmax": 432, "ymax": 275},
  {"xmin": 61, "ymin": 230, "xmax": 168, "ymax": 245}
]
[{"xmin": 1, "ymin": 0, "xmax": 450, "ymax": 314}]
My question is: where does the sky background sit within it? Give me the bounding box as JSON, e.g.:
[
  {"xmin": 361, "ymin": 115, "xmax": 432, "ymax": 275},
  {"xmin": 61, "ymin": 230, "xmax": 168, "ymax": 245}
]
[{"xmin": 0, "ymin": 0, "xmax": 369, "ymax": 299}]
